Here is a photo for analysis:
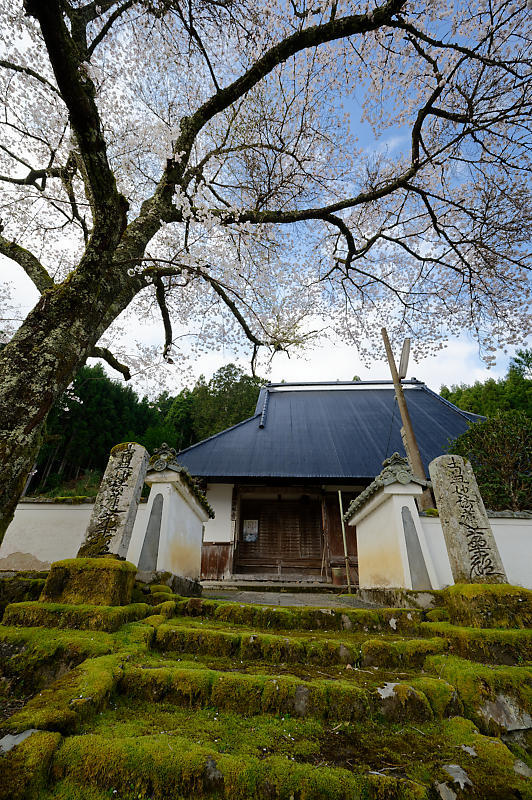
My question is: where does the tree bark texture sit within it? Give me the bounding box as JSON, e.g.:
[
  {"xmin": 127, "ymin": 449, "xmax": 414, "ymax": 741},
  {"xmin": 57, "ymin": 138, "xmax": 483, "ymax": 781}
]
[{"xmin": 0, "ymin": 245, "xmax": 139, "ymax": 541}]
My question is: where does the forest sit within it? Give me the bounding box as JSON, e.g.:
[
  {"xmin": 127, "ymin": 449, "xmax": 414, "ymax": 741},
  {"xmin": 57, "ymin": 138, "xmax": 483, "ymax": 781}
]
[{"xmin": 29, "ymin": 363, "xmax": 266, "ymax": 497}]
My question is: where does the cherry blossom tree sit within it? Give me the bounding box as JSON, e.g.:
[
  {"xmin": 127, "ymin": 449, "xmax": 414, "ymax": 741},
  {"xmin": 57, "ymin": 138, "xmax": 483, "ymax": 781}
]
[{"xmin": 0, "ymin": 0, "xmax": 530, "ymax": 538}]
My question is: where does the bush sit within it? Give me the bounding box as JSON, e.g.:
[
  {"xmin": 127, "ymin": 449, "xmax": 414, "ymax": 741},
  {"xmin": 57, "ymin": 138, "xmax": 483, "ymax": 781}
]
[{"xmin": 448, "ymin": 410, "xmax": 532, "ymax": 510}]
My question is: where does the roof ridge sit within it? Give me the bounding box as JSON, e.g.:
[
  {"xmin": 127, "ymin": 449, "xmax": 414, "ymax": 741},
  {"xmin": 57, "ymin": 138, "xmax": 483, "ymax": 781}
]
[
  {"xmin": 177, "ymin": 413, "xmax": 257, "ymax": 456},
  {"xmin": 419, "ymin": 383, "xmax": 485, "ymax": 422}
]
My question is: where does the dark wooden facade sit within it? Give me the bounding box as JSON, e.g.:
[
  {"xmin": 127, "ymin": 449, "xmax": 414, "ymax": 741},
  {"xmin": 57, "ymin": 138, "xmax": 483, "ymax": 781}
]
[{"xmin": 201, "ymin": 484, "xmax": 360, "ymax": 583}]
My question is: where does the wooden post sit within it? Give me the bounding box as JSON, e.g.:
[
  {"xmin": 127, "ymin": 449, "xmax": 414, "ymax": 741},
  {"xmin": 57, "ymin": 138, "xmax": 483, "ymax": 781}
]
[
  {"xmin": 338, "ymin": 490, "xmax": 352, "ymax": 593},
  {"xmin": 381, "ymin": 328, "xmax": 433, "ymax": 511}
]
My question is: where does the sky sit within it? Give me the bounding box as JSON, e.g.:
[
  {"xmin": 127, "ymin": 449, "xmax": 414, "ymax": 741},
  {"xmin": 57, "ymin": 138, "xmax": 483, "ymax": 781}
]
[{"xmin": 1, "ymin": 250, "xmax": 525, "ymax": 397}]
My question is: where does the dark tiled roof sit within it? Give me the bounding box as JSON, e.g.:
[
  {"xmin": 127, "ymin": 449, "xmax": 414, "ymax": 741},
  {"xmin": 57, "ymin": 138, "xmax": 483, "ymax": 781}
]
[{"xmin": 177, "ymin": 381, "xmax": 480, "ymax": 481}]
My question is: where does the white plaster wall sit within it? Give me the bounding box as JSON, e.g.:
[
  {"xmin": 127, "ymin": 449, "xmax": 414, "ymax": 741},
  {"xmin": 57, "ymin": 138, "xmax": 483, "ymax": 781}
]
[
  {"xmin": 156, "ymin": 483, "xmax": 205, "ymax": 579},
  {"xmin": 420, "ymin": 517, "xmax": 453, "ymax": 589},
  {"xmin": 0, "ymin": 503, "xmax": 148, "ymax": 570},
  {"xmin": 203, "ymin": 484, "xmax": 233, "ymax": 543},
  {"xmin": 420, "ymin": 516, "xmax": 532, "ymax": 590},
  {"xmin": 485, "ymin": 518, "xmax": 530, "ymax": 589},
  {"xmin": 355, "ymin": 495, "xmax": 409, "ymax": 588}
]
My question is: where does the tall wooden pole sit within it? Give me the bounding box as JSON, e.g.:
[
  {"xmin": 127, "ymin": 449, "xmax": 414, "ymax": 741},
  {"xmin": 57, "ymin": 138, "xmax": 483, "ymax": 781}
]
[
  {"xmin": 381, "ymin": 328, "xmax": 433, "ymax": 511},
  {"xmin": 337, "ymin": 490, "xmax": 352, "ymax": 593}
]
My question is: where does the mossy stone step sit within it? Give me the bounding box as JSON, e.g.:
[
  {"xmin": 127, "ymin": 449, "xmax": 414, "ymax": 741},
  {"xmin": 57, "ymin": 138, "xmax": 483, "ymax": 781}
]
[
  {"xmin": 2, "ymin": 601, "xmax": 153, "ymax": 632},
  {"xmin": 0, "ymin": 625, "xmax": 117, "ymax": 696},
  {"xmin": 421, "ymin": 621, "xmax": 532, "ymax": 665},
  {"xmin": 441, "ymin": 584, "xmax": 532, "ymax": 629},
  {"xmin": 156, "ymin": 620, "xmax": 359, "ymax": 665},
  {"xmin": 173, "ymin": 596, "xmax": 423, "ymax": 633},
  {"xmin": 425, "ymin": 654, "xmax": 532, "ymax": 734},
  {"xmin": 44, "ymin": 706, "xmax": 532, "ymax": 800},
  {"xmin": 121, "ymin": 662, "xmax": 373, "ymax": 721}
]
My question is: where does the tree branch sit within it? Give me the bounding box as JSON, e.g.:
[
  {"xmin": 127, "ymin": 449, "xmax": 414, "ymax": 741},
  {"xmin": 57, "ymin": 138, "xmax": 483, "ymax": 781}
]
[
  {"xmin": 23, "ymin": 0, "xmax": 125, "ymax": 227},
  {"xmin": 154, "ymin": 275, "xmax": 173, "ymax": 359},
  {"xmin": 0, "ymin": 59, "xmax": 60, "ymax": 95},
  {"xmin": 0, "ymin": 232, "xmax": 55, "ymax": 293},
  {"xmin": 90, "ymin": 346, "xmax": 131, "ymax": 379}
]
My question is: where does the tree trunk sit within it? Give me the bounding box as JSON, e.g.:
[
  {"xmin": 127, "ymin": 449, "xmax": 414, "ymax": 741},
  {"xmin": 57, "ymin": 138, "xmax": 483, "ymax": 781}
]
[{"xmin": 0, "ymin": 252, "xmax": 139, "ymax": 542}]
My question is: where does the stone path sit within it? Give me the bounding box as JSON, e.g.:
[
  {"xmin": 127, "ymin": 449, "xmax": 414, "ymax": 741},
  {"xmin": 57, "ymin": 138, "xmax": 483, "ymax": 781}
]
[{"xmin": 202, "ymin": 589, "xmax": 382, "ymax": 608}]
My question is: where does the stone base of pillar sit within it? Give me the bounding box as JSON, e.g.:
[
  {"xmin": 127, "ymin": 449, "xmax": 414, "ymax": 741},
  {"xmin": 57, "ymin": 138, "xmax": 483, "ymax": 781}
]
[{"xmin": 39, "ymin": 558, "xmax": 137, "ymax": 606}]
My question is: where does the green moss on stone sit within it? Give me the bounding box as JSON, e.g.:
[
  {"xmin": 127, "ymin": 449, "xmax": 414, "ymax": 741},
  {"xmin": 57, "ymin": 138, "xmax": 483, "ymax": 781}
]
[
  {"xmin": 149, "ymin": 584, "xmax": 172, "ymax": 594},
  {"xmin": 2, "ymin": 601, "xmax": 151, "ymax": 632},
  {"xmin": 0, "ymin": 730, "xmax": 62, "ymax": 800},
  {"xmin": 425, "ymin": 654, "xmax": 532, "ymax": 732},
  {"xmin": 442, "ymin": 583, "xmax": 532, "ymax": 628},
  {"xmin": 40, "ymin": 558, "xmax": 137, "ymax": 606},
  {"xmin": 361, "ymin": 637, "xmax": 448, "ymax": 669},
  {"xmin": 6, "ymin": 653, "xmax": 124, "ymax": 734},
  {"xmin": 421, "ymin": 621, "xmax": 532, "ymax": 664}
]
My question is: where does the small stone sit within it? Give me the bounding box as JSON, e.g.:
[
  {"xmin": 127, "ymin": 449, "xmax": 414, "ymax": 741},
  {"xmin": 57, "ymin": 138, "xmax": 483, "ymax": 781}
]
[
  {"xmin": 389, "ymin": 617, "xmax": 397, "ymax": 630},
  {"xmin": 480, "ymin": 694, "xmax": 532, "ymax": 732},
  {"xmin": 435, "ymin": 782, "xmax": 457, "ymax": 800},
  {"xmin": 377, "ymin": 682, "xmax": 398, "ymax": 699},
  {"xmin": 442, "ymin": 765, "xmax": 472, "ymax": 789},
  {"xmin": 0, "ymin": 729, "xmax": 39, "ymax": 753},
  {"xmin": 514, "ymin": 759, "xmax": 532, "ymax": 778},
  {"xmin": 461, "ymin": 745, "xmax": 477, "ymax": 757}
]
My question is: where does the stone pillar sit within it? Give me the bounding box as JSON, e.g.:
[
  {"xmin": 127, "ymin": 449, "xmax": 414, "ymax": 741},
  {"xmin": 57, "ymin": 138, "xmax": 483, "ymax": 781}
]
[
  {"xmin": 429, "ymin": 454, "xmax": 507, "ymax": 584},
  {"xmin": 77, "ymin": 442, "xmax": 149, "ymax": 559}
]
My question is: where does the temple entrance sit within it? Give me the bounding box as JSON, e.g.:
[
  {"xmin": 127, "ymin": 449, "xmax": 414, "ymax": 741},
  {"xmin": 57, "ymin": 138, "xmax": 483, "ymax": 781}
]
[{"xmin": 234, "ymin": 495, "xmax": 324, "ymax": 577}]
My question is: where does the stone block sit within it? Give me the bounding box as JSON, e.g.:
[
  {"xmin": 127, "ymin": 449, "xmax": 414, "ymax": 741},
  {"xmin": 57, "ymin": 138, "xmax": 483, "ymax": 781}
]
[{"xmin": 39, "ymin": 558, "xmax": 137, "ymax": 606}]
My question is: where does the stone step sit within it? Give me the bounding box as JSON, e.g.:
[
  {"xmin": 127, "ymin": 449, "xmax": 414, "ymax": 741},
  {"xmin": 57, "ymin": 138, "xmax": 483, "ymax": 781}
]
[
  {"xmin": 420, "ymin": 621, "xmax": 532, "ymax": 665},
  {"xmin": 173, "ymin": 596, "xmax": 423, "ymax": 634},
  {"xmin": 39, "ymin": 707, "xmax": 532, "ymax": 800}
]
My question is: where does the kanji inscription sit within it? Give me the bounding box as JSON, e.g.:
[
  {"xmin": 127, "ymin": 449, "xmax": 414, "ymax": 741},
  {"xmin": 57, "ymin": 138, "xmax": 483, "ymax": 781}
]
[
  {"xmin": 77, "ymin": 442, "xmax": 149, "ymax": 559},
  {"xmin": 429, "ymin": 455, "xmax": 507, "ymax": 583}
]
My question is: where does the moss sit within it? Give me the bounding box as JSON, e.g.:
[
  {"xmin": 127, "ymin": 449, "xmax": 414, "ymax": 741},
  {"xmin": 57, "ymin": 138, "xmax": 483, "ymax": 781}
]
[
  {"xmin": 373, "ymin": 683, "xmax": 433, "ymax": 723},
  {"xmin": 425, "ymin": 654, "xmax": 532, "ymax": 731},
  {"xmin": 0, "ymin": 575, "xmax": 46, "ymax": 619},
  {"xmin": 51, "ymin": 728, "xmax": 428, "ymax": 799},
  {"xmin": 176, "ymin": 597, "xmax": 422, "ymax": 634},
  {"xmin": 361, "ymin": 637, "xmax": 448, "ymax": 669},
  {"xmin": 40, "ymin": 558, "xmax": 137, "ymax": 606},
  {"xmin": 0, "ymin": 624, "xmax": 116, "ymax": 696},
  {"xmin": 149, "ymin": 591, "xmax": 178, "ymax": 606},
  {"xmin": 424, "ymin": 608, "xmax": 449, "ymax": 623},
  {"xmin": 0, "ymin": 730, "xmax": 62, "ymax": 800},
  {"xmin": 407, "ymin": 677, "xmax": 463, "ymax": 718},
  {"xmin": 421, "ymin": 621, "xmax": 532, "ymax": 664},
  {"xmin": 2, "ymin": 601, "xmax": 151, "ymax": 632},
  {"xmin": 6, "ymin": 653, "xmax": 124, "ymax": 734},
  {"xmin": 441, "ymin": 583, "xmax": 532, "ymax": 628},
  {"xmin": 149, "ymin": 584, "xmax": 172, "ymax": 594}
]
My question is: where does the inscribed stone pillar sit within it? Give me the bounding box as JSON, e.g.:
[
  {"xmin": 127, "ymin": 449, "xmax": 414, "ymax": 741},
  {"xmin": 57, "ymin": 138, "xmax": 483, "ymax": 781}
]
[
  {"xmin": 429, "ymin": 454, "xmax": 507, "ymax": 584},
  {"xmin": 77, "ymin": 442, "xmax": 149, "ymax": 559}
]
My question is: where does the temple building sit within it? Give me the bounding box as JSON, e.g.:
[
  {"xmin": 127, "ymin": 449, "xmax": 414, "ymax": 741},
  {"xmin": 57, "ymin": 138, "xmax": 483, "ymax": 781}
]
[{"xmin": 176, "ymin": 379, "xmax": 480, "ymax": 583}]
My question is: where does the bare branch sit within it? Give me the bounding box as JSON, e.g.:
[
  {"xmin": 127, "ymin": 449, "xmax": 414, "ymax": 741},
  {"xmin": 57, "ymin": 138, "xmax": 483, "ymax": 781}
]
[
  {"xmin": 90, "ymin": 346, "xmax": 131, "ymax": 380},
  {"xmin": 0, "ymin": 232, "xmax": 55, "ymax": 293},
  {"xmin": 0, "ymin": 59, "xmax": 60, "ymax": 96}
]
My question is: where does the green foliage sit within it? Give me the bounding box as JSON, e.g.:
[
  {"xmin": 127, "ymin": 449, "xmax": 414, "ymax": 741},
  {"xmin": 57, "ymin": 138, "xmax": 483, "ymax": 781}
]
[
  {"xmin": 166, "ymin": 363, "xmax": 267, "ymax": 445},
  {"xmin": 31, "ymin": 362, "xmax": 265, "ymax": 495},
  {"xmin": 440, "ymin": 348, "xmax": 532, "ymax": 417},
  {"xmin": 448, "ymin": 410, "xmax": 532, "ymax": 510}
]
